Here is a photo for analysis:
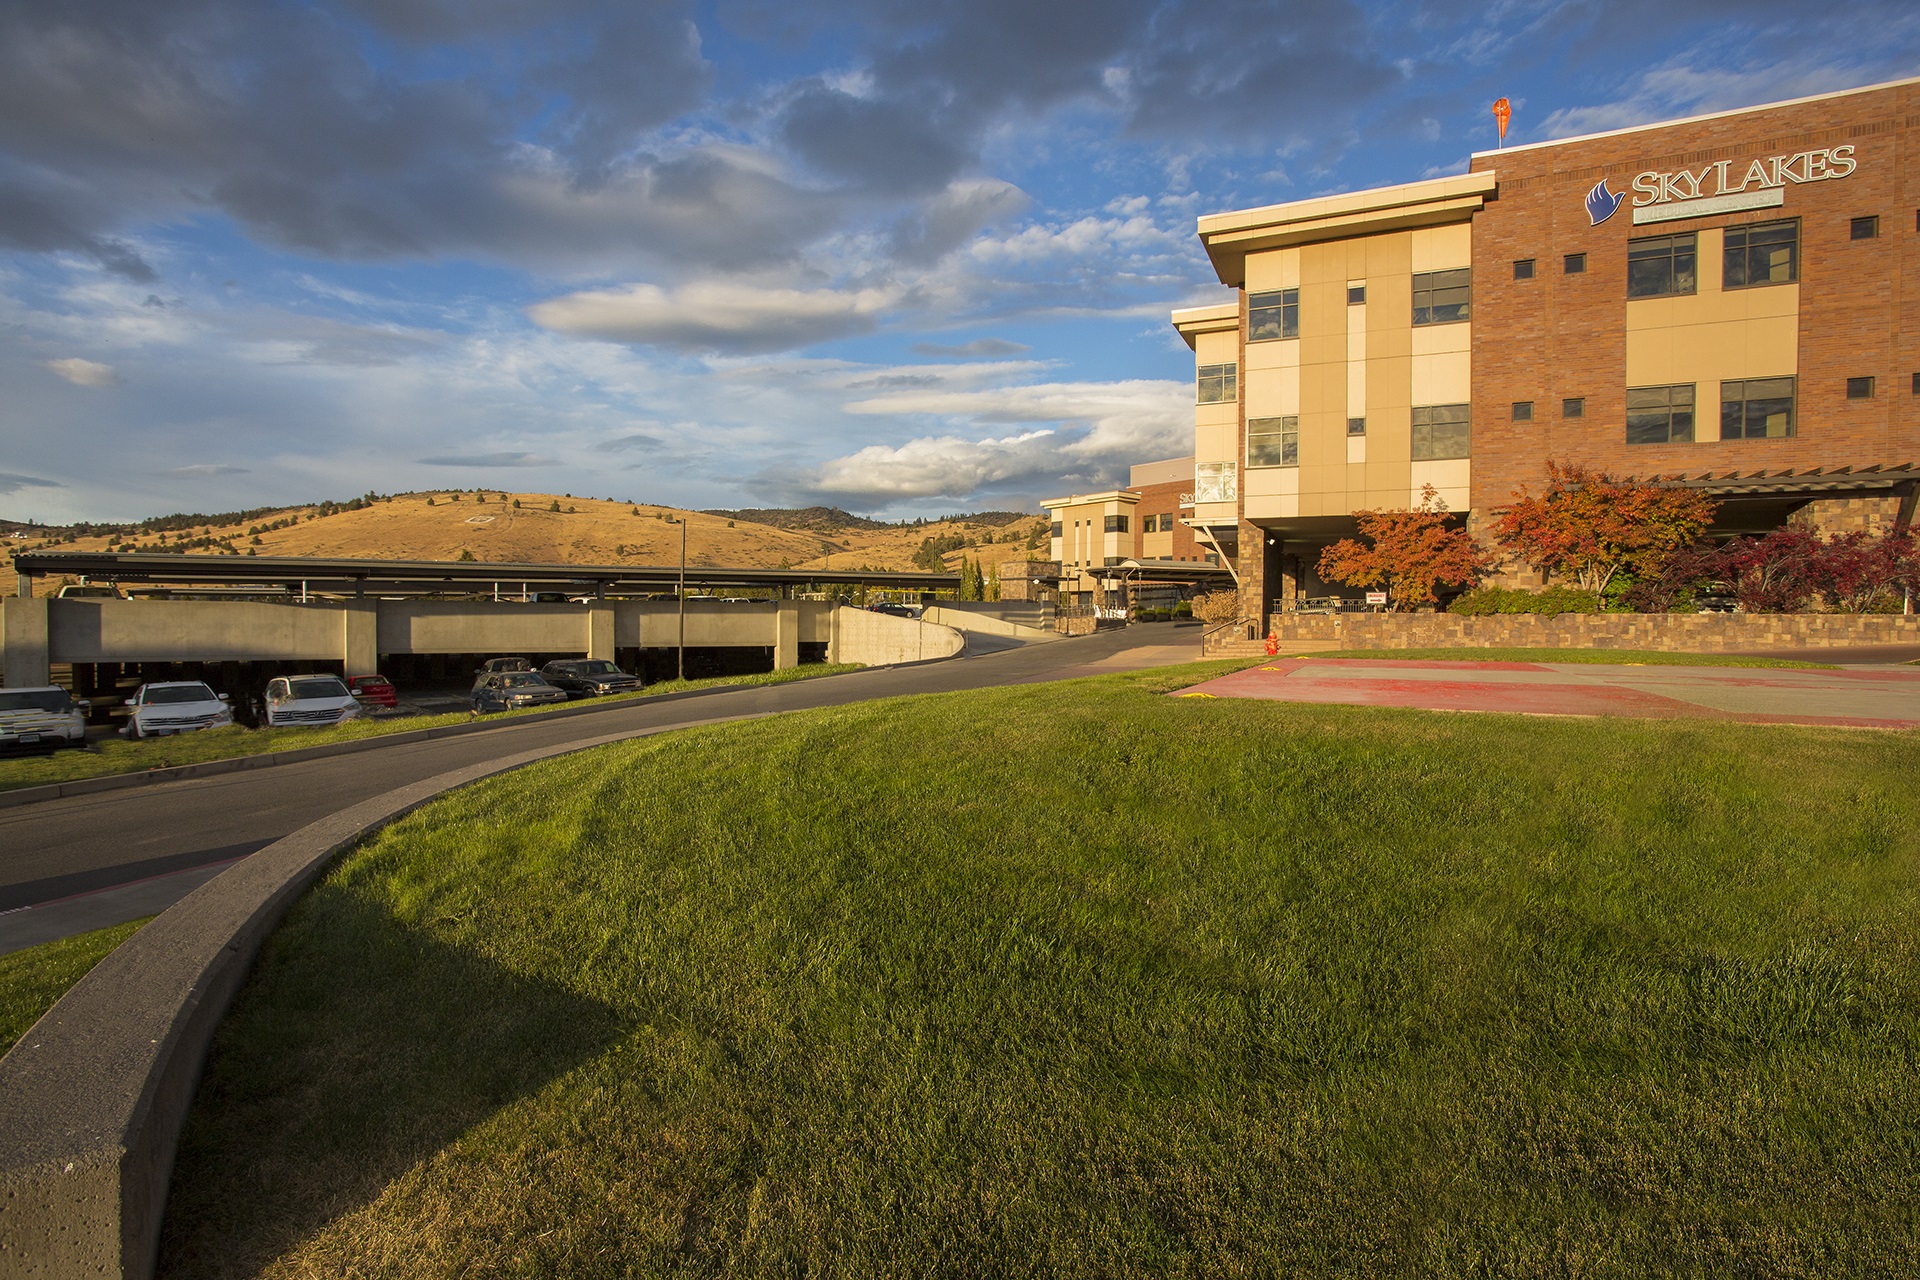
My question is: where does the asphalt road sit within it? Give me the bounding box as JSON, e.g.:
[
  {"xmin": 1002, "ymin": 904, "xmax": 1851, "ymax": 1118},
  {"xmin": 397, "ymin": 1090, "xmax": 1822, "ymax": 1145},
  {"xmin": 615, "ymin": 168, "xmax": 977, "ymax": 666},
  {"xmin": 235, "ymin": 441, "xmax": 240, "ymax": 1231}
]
[{"xmin": 0, "ymin": 626, "xmax": 1201, "ymax": 947}]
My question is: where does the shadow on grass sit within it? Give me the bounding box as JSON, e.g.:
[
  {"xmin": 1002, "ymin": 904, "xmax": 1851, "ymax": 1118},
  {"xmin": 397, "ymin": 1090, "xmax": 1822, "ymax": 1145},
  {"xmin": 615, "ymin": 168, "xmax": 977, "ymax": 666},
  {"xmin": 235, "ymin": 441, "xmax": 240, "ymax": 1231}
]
[{"xmin": 157, "ymin": 882, "xmax": 624, "ymax": 1279}]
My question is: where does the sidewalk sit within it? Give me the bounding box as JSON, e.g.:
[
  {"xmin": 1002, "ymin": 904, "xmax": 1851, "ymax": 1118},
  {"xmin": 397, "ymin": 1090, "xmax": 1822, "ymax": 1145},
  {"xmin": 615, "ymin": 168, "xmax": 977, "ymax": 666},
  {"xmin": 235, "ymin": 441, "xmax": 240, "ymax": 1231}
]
[{"xmin": 1175, "ymin": 658, "xmax": 1920, "ymax": 729}]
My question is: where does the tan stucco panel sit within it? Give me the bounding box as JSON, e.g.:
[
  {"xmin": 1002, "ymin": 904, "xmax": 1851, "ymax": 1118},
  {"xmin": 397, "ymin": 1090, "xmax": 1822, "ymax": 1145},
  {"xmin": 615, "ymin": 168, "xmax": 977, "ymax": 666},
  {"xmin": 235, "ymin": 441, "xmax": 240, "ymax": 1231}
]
[
  {"xmin": 1411, "ymin": 458, "xmax": 1472, "ymax": 511},
  {"xmin": 1196, "ymin": 329, "xmax": 1239, "ymax": 365},
  {"xmin": 1245, "ymin": 362, "xmax": 1299, "ymax": 418},
  {"xmin": 1411, "ymin": 223, "xmax": 1472, "ymax": 272},
  {"xmin": 1244, "ymin": 246, "xmax": 1301, "ymax": 292}
]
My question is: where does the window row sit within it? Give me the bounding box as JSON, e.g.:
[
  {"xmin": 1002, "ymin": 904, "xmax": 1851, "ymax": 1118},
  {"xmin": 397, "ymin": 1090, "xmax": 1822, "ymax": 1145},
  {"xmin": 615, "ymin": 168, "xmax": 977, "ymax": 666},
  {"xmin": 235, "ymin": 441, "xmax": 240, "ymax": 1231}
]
[
  {"xmin": 1142, "ymin": 514, "xmax": 1178, "ymax": 533},
  {"xmin": 1626, "ymin": 220, "xmax": 1803, "ymax": 297},
  {"xmin": 1242, "ymin": 268, "xmax": 1470, "ymax": 347},
  {"xmin": 1244, "ymin": 406, "xmax": 1470, "ymax": 466},
  {"xmin": 1626, "ymin": 377, "xmax": 1797, "ymax": 444}
]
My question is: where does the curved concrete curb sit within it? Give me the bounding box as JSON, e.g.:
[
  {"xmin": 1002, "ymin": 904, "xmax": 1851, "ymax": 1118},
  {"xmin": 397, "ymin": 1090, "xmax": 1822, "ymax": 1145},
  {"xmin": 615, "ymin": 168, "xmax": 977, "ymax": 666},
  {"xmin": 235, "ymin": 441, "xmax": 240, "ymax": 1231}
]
[
  {"xmin": 0, "ymin": 666, "xmax": 879, "ymax": 812},
  {"xmin": 0, "ymin": 709, "xmax": 756, "ymax": 1279}
]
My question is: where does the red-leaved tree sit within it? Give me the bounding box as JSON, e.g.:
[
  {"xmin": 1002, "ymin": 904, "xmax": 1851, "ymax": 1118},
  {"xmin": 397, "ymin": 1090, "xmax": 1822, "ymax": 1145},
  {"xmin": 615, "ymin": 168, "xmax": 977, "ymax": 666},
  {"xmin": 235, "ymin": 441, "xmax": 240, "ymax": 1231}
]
[
  {"xmin": 1317, "ymin": 485, "xmax": 1488, "ymax": 610},
  {"xmin": 1812, "ymin": 529, "xmax": 1919, "ymax": 613},
  {"xmin": 1493, "ymin": 462, "xmax": 1717, "ymax": 608}
]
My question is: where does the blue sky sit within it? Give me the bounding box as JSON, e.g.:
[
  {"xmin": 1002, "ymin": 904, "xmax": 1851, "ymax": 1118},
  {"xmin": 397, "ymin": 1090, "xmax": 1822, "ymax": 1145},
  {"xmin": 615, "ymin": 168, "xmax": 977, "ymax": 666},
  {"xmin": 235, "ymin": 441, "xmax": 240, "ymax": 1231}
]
[{"xmin": 3, "ymin": 0, "xmax": 1916, "ymax": 523}]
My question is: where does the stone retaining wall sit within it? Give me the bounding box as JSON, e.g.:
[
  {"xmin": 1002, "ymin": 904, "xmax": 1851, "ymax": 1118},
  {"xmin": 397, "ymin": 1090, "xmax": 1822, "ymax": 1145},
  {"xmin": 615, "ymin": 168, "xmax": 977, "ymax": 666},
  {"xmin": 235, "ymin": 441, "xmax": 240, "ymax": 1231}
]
[{"xmin": 1266, "ymin": 612, "xmax": 1920, "ymax": 652}]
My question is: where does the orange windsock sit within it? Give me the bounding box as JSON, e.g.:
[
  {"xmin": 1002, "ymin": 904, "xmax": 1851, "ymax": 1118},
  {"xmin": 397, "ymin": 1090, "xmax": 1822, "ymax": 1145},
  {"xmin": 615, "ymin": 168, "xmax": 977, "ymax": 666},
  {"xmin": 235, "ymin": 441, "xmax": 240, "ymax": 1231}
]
[{"xmin": 1493, "ymin": 98, "xmax": 1512, "ymax": 144}]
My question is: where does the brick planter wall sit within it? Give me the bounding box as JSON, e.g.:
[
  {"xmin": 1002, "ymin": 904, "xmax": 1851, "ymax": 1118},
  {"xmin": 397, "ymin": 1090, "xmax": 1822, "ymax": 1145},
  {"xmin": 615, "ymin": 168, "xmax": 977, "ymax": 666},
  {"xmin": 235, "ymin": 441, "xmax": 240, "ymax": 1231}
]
[{"xmin": 1266, "ymin": 612, "xmax": 1920, "ymax": 652}]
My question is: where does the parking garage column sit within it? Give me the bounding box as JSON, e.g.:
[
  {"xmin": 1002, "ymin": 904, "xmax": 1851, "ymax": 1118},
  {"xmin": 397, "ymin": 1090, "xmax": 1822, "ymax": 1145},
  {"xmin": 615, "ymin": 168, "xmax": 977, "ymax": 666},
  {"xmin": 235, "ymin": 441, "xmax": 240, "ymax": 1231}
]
[
  {"xmin": 587, "ymin": 605, "xmax": 615, "ymax": 661},
  {"xmin": 1, "ymin": 596, "xmax": 51, "ymax": 688},
  {"xmin": 343, "ymin": 601, "xmax": 378, "ymax": 678},
  {"xmin": 775, "ymin": 601, "xmax": 799, "ymax": 670}
]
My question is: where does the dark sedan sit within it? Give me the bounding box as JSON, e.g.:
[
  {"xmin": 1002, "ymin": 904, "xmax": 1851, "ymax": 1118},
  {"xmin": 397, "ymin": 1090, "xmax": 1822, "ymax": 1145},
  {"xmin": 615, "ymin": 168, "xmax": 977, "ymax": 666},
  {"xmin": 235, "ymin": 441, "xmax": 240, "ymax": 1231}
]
[
  {"xmin": 540, "ymin": 658, "xmax": 644, "ymax": 698},
  {"xmin": 470, "ymin": 671, "xmax": 570, "ymax": 714}
]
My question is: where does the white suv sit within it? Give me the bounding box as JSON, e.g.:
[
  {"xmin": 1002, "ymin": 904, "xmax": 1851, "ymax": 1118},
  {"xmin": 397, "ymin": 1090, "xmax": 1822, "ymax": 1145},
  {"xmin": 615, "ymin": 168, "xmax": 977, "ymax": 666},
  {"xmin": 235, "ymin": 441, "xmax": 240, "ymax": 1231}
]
[
  {"xmin": 262, "ymin": 675, "xmax": 361, "ymax": 728},
  {"xmin": 0, "ymin": 686, "xmax": 90, "ymax": 751},
  {"xmin": 121, "ymin": 681, "xmax": 234, "ymax": 738}
]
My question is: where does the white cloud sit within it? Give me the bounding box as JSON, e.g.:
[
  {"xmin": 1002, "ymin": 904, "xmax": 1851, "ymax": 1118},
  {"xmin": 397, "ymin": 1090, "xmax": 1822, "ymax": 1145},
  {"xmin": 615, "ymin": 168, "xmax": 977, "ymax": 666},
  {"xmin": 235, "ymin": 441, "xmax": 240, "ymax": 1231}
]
[
  {"xmin": 527, "ymin": 279, "xmax": 903, "ymax": 353},
  {"xmin": 44, "ymin": 357, "xmax": 118, "ymax": 386},
  {"xmin": 794, "ymin": 377, "xmax": 1190, "ymax": 502}
]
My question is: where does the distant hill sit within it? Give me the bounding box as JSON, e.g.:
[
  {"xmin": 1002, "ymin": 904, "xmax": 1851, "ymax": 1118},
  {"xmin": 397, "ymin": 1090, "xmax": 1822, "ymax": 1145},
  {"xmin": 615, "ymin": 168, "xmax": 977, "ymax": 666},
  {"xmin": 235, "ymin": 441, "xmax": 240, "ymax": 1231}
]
[
  {"xmin": 4, "ymin": 491, "xmax": 1052, "ymax": 594},
  {"xmin": 698, "ymin": 506, "xmax": 888, "ymax": 533}
]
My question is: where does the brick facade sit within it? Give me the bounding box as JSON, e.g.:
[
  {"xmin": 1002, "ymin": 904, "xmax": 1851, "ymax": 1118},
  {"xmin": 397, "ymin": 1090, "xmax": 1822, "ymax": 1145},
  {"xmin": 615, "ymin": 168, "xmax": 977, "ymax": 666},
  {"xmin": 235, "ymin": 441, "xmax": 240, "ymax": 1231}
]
[{"xmin": 1469, "ymin": 81, "xmax": 1920, "ymax": 512}]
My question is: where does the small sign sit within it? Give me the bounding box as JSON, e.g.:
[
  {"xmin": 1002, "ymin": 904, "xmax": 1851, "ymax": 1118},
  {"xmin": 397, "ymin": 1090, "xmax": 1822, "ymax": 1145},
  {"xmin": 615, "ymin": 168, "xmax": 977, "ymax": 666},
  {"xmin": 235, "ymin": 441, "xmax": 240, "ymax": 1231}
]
[{"xmin": 1365, "ymin": 591, "xmax": 1388, "ymax": 605}]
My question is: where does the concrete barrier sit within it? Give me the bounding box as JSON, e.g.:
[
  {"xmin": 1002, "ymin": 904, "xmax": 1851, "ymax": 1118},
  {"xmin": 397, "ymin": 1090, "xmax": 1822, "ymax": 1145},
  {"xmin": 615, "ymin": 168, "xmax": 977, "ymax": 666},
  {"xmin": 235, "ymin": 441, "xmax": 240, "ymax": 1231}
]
[
  {"xmin": 828, "ymin": 606, "xmax": 964, "ymax": 665},
  {"xmin": 921, "ymin": 605, "xmax": 1056, "ymax": 642},
  {"xmin": 0, "ymin": 712, "xmax": 760, "ymax": 1278}
]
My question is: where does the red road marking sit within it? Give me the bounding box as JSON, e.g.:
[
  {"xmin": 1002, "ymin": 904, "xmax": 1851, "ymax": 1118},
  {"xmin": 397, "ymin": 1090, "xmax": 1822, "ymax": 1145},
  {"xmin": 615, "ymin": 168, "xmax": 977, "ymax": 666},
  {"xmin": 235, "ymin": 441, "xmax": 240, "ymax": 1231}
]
[{"xmin": 1175, "ymin": 662, "xmax": 1920, "ymax": 729}]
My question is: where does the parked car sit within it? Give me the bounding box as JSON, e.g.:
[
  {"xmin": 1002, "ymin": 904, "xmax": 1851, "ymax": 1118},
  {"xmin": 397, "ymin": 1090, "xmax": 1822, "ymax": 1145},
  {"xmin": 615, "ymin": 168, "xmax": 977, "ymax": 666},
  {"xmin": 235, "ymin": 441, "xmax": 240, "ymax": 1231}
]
[
  {"xmin": 121, "ymin": 681, "xmax": 233, "ymax": 738},
  {"xmin": 55, "ymin": 583, "xmax": 126, "ymax": 599},
  {"xmin": 471, "ymin": 671, "xmax": 569, "ymax": 714},
  {"xmin": 540, "ymin": 659, "xmax": 643, "ymax": 698},
  {"xmin": 346, "ymin": 674, "xmax": 398, "ymax": 709},
  {"xmin": 868, "ymin": 602, "xmax": 915, "ymax": 618},
  {"xmin": 475, "ymin": 656, "xmax": 533, "ymax": 677},
  {"xmin": 0, "ymin": 686, "xmax": 90, "ymax": 751},
  {"xmin": 261, "ymin": 675, "xmax": 361, "ymax": 728}
]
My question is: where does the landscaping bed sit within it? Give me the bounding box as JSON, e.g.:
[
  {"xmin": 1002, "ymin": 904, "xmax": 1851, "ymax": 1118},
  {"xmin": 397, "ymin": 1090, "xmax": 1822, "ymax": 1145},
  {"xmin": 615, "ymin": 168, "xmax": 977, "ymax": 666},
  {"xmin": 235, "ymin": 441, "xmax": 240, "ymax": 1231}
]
[{"xmin": 150, "ymin": 663, "xmax": 1920, "ymax": 1276}]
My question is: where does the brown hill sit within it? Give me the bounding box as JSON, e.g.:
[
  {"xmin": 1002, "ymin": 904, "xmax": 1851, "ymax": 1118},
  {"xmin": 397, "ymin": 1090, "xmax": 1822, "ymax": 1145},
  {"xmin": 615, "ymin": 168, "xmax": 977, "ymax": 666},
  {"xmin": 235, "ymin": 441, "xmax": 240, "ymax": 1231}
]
[{"xmin": 8, "ymin": 492, "xmax": 1051, "ymax": 588}]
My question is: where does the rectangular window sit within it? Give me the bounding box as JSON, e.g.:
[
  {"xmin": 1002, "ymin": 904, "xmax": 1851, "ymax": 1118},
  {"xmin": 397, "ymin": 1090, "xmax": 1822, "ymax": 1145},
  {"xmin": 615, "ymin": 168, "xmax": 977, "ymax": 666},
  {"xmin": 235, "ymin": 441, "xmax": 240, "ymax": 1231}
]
[
  {"xmin": 1411, "ymin": 404, "xmax": 1471, "ymax": 460},
  {"xmin": 1348, "ymin": 284, "xmax": 1367, "ymax": 305},
  {"xmin": 1197, "ymin": 362, "xmax": 1237, "ymax": 404},
  {"xmin": 1247, "ymin": 415, "xmax": 1299, "ymax": 467},
  {"xmin": 1722, "ymin": 219, "xmax": 1799, "ymax": 288},
  {"xmin": 1049, "ymin": 521, "xmax": 1062, "ymax": 538},
  {"xmin": 1512, "ymin": 401, "xmax": 1534, "ymax": 421},
  {"xmin": 1912, "ymin": 372, "xmax": 1920, "ymax": 396},
  {"xmin": 1626, "ymin": 383, "xmax": 1696, "ymax": 444},
  {"xmin": 1411, "ymin": 268, "xmax": 1471, "ymax": 325},
  {"xmin": 1851, "ymin": 215, "xmax": 1879, "ymax": 240},
  {"xmin": 1142, "ymin": 515, "xmax": 1158, "ymax": 533},
  {"xmin": 1347, "ymin": 416, "xmax": 1367, "ymax": 436},
  {"xmin": 1564, "ymin": 253, "xmax": 1586, "ymax": 274},
  {"xmin": 1627, "ymin": 233, "xmax": 1696, "ymax": 298},
  {"xmin": 1247, "ymin": 289, "xmax": 1299, "ymax": 341},
  {"xmin": 1194, "ymin": 462, "xmax": 1238, "ymax": 503},
  {"xmin": 1513, "ymin": 259, "xmax": 1535, "ymax": 280},
  {"xmin": 1720, "ymin": 377, "xmax": 1796, "ymax": 439},
  {"xmin": 1563, "ymin": 397, "xmax": 1585, "ymax": 419},
  {"xmin": 1104, "ymin": 515, "xmax": 1129, "ymax": 534},
  {"xmin": 1847, "ymin": 376, "xmax": 1875, "ymax": 399}
]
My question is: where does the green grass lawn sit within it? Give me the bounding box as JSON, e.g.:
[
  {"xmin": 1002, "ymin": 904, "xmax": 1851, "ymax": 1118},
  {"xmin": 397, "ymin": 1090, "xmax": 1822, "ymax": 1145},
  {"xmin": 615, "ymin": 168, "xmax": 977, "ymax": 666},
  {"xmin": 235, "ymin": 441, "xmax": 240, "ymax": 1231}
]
[
  {"xmin": 1287, "ymin": 647, "xmax": 1838, "ymax": 667},
  {"xmin": 0, "ymin": 663, "xmax": 862, "ymax": 794},
  {"xmin": 0, "ymin": 919, "xmax": 149, "ymax": 1052},
  {"xmin": 155, "ymin": 665, "xmax": 1920, "ymax": 1277}
]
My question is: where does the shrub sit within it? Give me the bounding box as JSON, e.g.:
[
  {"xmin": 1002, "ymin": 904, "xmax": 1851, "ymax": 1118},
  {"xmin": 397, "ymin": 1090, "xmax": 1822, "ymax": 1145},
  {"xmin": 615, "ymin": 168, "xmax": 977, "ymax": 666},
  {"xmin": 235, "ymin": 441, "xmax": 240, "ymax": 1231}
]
[
  {"xmin": 1448, "ymin": 586, "xmax": 1600, "ymax": 617},
  {"xmin": 1190, "ymin": 591, "xmax": 1240, "ymax": 627},
  {"xmin": 1173, "ymin": 601, "xmax": 1192, "ymax": 619}
]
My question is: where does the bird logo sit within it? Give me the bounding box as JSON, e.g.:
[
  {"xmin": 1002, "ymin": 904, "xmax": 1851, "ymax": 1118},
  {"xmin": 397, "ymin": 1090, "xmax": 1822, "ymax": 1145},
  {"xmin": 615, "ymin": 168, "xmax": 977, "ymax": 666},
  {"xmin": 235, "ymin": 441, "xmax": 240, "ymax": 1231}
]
[{"xmin": 1585, "ymin": 178, "xmax": 1623, "ymax": 226}]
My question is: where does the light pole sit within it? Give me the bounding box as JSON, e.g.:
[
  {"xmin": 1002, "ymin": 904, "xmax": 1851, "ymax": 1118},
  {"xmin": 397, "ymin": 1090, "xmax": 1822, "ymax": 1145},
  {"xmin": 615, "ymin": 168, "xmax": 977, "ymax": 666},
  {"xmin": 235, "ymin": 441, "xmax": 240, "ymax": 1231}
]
[{"xmin": 667, "ymin": 516, "xmax": 687, "ymax": 681}]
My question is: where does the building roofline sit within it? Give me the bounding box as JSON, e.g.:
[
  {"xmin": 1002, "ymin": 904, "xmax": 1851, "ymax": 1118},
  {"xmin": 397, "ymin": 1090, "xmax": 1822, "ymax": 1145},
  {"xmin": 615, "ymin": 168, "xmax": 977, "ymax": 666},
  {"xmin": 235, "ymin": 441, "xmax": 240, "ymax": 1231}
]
[
  {"xmin": 1469, "ymin": 73, "xmax": 1920, "ymax": 160},
  {"xmin": 1193, "ymin": 171, "xmax": 1497, "ymax": 286},
  {"xmin": 1040, "ymin": 489, "xmax": 1139, "ymax": 509}
]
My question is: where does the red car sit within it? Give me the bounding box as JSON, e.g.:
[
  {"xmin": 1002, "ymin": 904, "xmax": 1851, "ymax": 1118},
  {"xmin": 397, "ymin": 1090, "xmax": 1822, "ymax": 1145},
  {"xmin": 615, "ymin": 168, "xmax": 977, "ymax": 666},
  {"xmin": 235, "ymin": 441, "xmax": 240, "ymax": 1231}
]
[{"xmin": 346, "ymin": 674, "xmax": 398, "ymax": 709}]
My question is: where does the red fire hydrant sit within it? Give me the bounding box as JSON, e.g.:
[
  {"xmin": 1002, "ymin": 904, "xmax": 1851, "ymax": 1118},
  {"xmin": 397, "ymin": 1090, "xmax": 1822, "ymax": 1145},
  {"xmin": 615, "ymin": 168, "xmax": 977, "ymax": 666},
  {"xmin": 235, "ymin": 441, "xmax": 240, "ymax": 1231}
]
[{"xmin": 1264, "ymin": 633, "xmax": 1278, "ymax": 657}]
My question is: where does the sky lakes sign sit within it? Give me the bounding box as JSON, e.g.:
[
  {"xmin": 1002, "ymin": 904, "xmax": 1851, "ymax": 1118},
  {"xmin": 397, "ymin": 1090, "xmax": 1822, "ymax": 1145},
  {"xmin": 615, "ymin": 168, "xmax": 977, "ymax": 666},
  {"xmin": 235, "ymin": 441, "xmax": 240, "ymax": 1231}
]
[{"xmin": 1584, "ymin": 144, "xmax": 1858, "ymax": 226}]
